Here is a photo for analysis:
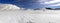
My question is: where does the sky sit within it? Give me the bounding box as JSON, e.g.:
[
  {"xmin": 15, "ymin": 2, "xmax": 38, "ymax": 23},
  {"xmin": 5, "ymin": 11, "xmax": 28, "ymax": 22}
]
[{"xmin": 0, "ymin": 0, "xmax": 60, "ymax": 9}]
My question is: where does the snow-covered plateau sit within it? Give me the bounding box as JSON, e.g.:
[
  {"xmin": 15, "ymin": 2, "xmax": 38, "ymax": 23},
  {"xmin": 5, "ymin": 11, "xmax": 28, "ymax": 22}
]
[{"xmin": 0, "ymin": 4, "xmax": 60, "ymax": 23}]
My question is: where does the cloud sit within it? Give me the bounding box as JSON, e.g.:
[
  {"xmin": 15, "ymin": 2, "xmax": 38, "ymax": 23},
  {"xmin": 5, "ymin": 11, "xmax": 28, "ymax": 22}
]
[
  {"xmin": 49, "ymin": 4, "xmax": 60, "ymax": 6},
  {"xmin": 43, "ymin": 0, "xmax": 60, "ymax": 7},
  {"xmin": 44, "ymin": 0, "xmax": 60, "ymax": 4}
]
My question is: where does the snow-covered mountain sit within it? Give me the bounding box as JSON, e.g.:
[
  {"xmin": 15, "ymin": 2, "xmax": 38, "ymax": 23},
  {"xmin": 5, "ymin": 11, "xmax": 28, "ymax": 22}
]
[{"xmin": 0, "ymin": 4, "xmax": 20, "ymax": 11}]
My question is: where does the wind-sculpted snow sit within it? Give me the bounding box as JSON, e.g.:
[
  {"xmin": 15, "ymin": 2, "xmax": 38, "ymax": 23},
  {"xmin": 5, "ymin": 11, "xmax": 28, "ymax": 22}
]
[{"xmin": 0, "ymin": 4, "xmax": 60, "ymax": 23}]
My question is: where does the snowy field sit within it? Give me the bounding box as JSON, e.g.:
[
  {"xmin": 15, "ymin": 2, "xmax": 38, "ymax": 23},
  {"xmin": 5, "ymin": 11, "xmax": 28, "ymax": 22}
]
[
  {"xmin": 0, "ymin": 10, "xmax": 60, "ymax": 23},
  {"xmin": 0, "ymin": 4, "xmax": 60, "ymax": 23}
]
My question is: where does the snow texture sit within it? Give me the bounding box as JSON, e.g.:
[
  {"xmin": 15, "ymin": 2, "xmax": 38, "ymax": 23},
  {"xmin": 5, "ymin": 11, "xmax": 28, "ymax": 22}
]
[{"xmin": 0, "ymin": 4, "xmax": 60, "ymax": 23}]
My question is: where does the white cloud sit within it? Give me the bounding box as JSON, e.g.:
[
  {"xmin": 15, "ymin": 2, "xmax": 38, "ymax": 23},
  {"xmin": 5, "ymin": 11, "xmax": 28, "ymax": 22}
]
[
  {"xmin": 49, "ymin": 4, "xmax": 60, "ymax": 6},
  {"xmin": 43, "ymin": 0, "xmax": 60, "ymax": 7},
  {"xmin": 44, "ymin": 0, "xmax": 60, "ymax": 4}
]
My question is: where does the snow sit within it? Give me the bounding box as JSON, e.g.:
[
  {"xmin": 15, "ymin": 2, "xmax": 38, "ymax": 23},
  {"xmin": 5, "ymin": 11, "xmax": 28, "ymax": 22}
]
[
  {"xmin": 0, "ymin": 4, "xmax": 60, "ymax": 23},
  {"xmin": 0, "ymin": 4, "xmax": 20, "ymax": 10}
]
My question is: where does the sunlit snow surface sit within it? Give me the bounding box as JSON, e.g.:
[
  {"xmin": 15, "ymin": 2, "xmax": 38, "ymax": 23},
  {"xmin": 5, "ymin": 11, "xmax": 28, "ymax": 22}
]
[{"xmin": 0, "ymin": 4, "xmax": 60, "ymax": 23}]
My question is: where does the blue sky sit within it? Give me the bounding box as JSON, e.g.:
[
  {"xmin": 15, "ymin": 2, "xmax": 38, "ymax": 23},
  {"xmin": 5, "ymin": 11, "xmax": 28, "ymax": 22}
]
[
  {"xmin": 0, "ymin": 0, "xmax": 43, "ymax": 9},
  {"xmin": 0, "ymin": 0, "xmax": 60, "ymax": 9}
]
